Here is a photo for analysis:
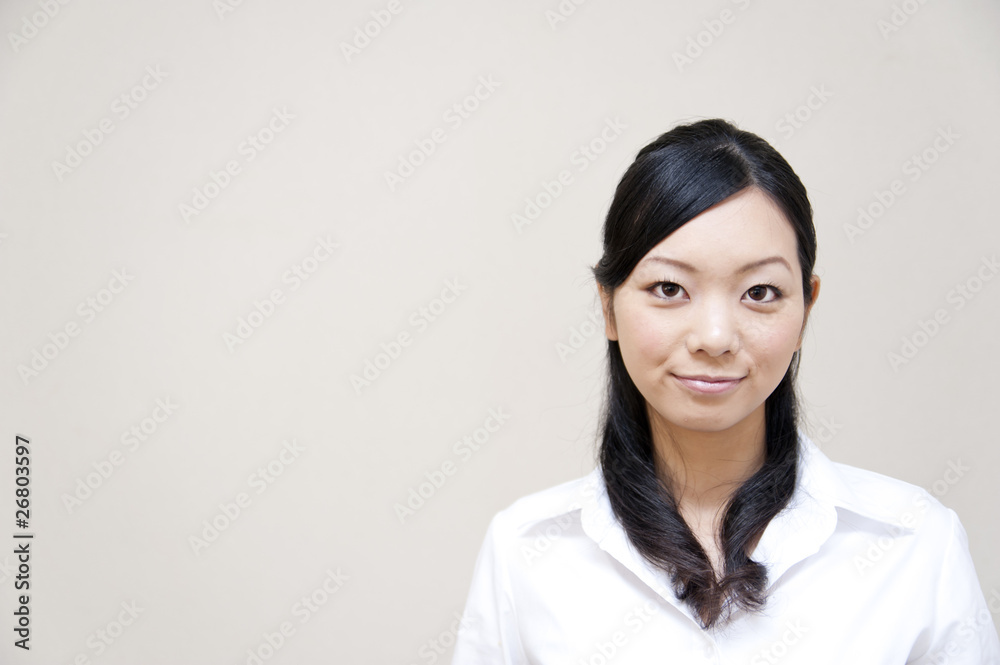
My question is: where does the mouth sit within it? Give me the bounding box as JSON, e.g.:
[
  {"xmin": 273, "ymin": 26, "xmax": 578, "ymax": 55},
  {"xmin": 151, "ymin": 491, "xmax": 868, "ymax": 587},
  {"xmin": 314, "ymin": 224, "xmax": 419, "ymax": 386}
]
[{"xmin": 672, "ymin": 373, "xmax": 744, "ymax": 395}]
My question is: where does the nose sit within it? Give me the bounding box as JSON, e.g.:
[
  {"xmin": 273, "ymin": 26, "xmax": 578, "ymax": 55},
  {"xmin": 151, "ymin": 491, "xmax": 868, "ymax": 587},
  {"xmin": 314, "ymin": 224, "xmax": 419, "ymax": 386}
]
[{"xmin": 685, "ymin": 298, "xmax": 740, "ymax": 357}]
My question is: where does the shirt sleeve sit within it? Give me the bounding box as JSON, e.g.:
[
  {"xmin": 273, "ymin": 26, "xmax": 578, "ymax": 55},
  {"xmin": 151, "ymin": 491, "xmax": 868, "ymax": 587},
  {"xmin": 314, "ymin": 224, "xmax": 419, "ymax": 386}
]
[
  {"xmin": 451, "ymin": 512, "xmax": 528, "ymax": 665},
  {"xmin": 907, "ymin": 508, "xmax": 1000, "ymax": 664}
]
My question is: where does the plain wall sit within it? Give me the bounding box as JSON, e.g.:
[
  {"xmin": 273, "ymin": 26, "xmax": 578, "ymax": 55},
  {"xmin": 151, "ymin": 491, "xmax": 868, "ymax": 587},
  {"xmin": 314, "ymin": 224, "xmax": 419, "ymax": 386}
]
[{"xmin": 1, "ymin": 0, "xmax": 998, "ymax": 662}]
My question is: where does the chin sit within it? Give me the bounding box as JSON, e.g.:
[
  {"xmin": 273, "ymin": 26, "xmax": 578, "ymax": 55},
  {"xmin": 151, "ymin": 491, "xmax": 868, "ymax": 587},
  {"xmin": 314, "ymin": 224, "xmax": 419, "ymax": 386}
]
[
  {"xmin": 646, "ymin": 395, "xmax": 763, "ymax": 433},
  {"xmin": 649, "ymin": 408, "xmax": 744, "ymax": 434}
]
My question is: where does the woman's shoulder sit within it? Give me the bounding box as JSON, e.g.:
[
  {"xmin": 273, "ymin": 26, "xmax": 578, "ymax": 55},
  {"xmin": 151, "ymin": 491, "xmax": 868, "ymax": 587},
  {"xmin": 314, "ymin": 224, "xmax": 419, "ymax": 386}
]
[
  {"xmin": 798, "ymin": 433, "xmax": 959, "ymax": 537},
  {"xmin": 487, "ymin": 468, "xmax": 601, "ymax": 537}
]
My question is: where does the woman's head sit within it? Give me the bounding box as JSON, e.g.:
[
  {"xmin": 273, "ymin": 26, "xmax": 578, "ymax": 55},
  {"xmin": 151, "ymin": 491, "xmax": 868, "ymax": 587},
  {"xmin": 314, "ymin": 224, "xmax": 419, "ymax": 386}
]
[
  {"xmin": 592, "ymin": 118, "xmax": 819, "ymax": 627},
  {"xmin": 594, "ymin": 118, "xmax": 819, "ymax": 440}
]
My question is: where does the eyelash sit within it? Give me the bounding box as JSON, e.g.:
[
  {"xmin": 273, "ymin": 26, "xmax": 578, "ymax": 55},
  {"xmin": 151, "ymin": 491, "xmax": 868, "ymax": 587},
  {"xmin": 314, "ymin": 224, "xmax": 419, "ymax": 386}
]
[{"xmin": 648, "ymin": 281, "xmax": 784, "ymax": 303}]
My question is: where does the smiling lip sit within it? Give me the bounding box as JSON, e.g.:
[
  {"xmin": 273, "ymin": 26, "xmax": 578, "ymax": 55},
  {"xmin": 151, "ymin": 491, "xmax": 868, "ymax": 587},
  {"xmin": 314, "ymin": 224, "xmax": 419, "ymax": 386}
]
[{"xmin": 673, "ymin": 374, "xmax": 744, "ymax": 395}]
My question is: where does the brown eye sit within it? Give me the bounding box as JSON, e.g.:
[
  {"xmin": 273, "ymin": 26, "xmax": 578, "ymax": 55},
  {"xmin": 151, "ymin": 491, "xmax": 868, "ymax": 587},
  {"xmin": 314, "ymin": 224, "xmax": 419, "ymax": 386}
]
[
  {"xmin": 659, "ymin": 283, "xmax": 681, "ymax": 297},
  {"xmin": 744, "ymin": 285, "xmax": 781, "ymax": 303},
  {"xmin": 649, "ymin": 281, "xmax": 688, "ymax": 301}
]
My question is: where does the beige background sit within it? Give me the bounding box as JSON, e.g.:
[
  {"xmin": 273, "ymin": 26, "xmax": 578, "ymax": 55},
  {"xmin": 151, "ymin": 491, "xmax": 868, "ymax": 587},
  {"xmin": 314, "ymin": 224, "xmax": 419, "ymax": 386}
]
[{"xmin": 1, "ymin": 0, "xmax": 998, "ymax": 662}]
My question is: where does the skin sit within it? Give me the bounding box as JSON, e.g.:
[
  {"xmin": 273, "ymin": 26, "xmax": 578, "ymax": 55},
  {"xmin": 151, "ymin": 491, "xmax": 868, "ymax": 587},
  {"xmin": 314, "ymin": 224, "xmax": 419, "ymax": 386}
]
[{"xmin": 599, "ymin": 187, "xmax": 821, "ymax": 572}]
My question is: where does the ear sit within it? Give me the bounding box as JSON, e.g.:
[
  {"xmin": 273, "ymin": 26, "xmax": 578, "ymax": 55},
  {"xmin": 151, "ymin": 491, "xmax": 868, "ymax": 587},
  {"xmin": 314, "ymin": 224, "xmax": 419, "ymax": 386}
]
[
  {"xmin": 795, "ymin": 275, "xmax": 821, "ymax": 351},
  {"xmin": 599, "ymin": 284, "xmax": 618, "ymax": 341}
]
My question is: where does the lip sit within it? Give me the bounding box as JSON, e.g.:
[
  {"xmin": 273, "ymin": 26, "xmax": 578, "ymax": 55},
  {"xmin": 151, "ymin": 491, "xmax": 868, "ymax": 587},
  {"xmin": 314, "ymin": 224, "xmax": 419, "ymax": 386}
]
[{"xmin": 673, "ymin": 373, "xmax": 744, "ymax": 395}]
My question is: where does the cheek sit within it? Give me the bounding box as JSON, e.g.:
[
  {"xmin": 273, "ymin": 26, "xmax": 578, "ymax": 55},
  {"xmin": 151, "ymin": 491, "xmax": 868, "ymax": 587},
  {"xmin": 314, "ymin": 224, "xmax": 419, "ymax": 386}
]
[
  {"xmin": 744, "ymin": 315, "xmax": 803, "ymax": 369},
  {"xmin": 618, "ymin": 310, "xmax": 678, "ymax": 367}
]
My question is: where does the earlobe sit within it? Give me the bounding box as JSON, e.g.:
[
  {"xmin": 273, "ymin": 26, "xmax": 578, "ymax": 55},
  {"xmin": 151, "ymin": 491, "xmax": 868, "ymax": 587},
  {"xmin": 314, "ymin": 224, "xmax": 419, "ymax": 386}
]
[
  {"xmin": 806, "ymin": 275, "xmax": 821, "ymax": 315},
  {"xmin": 599, "ymin": 286, "xmax": 618, "ymax": 341}
]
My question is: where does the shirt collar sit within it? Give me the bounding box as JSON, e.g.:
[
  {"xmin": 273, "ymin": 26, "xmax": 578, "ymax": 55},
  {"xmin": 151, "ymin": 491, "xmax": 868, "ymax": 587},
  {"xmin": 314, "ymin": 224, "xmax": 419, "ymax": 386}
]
[{"xmin": 575, "ymin": 430, "xmax": 917, "ymax": 607}]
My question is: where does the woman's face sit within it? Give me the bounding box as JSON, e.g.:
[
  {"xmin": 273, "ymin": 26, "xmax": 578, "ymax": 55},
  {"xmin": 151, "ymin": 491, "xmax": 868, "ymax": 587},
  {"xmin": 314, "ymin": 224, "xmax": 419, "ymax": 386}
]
[{"xmin": 601, "ymin": 187, "xmax": 819, "ymax": 438}]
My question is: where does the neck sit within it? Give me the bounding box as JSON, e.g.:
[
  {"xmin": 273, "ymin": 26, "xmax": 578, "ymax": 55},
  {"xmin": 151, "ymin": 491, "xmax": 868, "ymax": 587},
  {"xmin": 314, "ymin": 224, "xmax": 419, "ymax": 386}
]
[{"xmin": 648, "ymin": 404, "xmax": 767, "ymax": 514}]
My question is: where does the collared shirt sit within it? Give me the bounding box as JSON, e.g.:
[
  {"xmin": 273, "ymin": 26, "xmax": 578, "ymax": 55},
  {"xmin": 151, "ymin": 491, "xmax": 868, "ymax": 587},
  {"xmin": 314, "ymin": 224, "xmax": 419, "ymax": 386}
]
[{"xmin": 451, "ymin": 433, "xmax": 1000, "ymax": 664}]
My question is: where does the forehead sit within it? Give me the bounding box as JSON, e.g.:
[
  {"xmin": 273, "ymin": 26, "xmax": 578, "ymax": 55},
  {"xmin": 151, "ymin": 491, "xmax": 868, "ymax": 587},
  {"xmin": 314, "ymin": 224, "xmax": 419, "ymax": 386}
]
[{"xmin": 637, "ymin": 188, "xmax": 800, "ymax": 271}]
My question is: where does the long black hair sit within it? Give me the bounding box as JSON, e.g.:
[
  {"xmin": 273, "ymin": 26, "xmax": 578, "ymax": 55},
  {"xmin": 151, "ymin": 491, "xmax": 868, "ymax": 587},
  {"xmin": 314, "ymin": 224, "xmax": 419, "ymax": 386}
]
[{"xmin": 592, "ymin": 118, "xmax": 817, "ymax": 628}]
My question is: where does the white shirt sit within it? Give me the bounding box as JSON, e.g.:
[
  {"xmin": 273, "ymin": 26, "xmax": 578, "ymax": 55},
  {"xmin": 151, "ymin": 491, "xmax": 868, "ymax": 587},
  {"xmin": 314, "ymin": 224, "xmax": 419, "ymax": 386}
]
[{"xmin": 451, "ymin": 433, "xmax": 1000, "ymax": 664}]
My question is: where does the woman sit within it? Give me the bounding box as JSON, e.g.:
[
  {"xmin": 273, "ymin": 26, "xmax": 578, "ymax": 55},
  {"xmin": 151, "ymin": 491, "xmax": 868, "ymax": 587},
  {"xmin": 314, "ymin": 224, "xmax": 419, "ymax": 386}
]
[{"xmin": 451, "ymin": 119, "xmax": 999, "ymax": 663}]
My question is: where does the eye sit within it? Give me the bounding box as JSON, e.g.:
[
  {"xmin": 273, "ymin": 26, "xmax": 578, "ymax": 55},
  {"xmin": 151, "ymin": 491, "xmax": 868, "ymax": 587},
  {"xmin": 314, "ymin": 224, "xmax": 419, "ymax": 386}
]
[
  {"xmin": 744, "ymin": 284, "xmax": 782, "ymax": 303},
  {"xmin": 650, "ymin": 282, "xmax": 688, "ymax": 301}
]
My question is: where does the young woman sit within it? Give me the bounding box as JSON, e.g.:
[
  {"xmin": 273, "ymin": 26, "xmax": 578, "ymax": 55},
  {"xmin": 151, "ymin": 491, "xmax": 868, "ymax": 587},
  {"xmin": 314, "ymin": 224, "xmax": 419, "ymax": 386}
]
[{"xmin": 451, "ymin": 119, "xmax": 1000, "ymax": 664}]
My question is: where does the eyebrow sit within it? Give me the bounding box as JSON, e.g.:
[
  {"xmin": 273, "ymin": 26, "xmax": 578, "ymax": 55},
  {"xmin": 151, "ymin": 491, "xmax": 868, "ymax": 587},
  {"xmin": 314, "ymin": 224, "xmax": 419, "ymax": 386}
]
[{"xmin": 640, "ymin": 255, "xmax": 793, "ymax": 274}]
